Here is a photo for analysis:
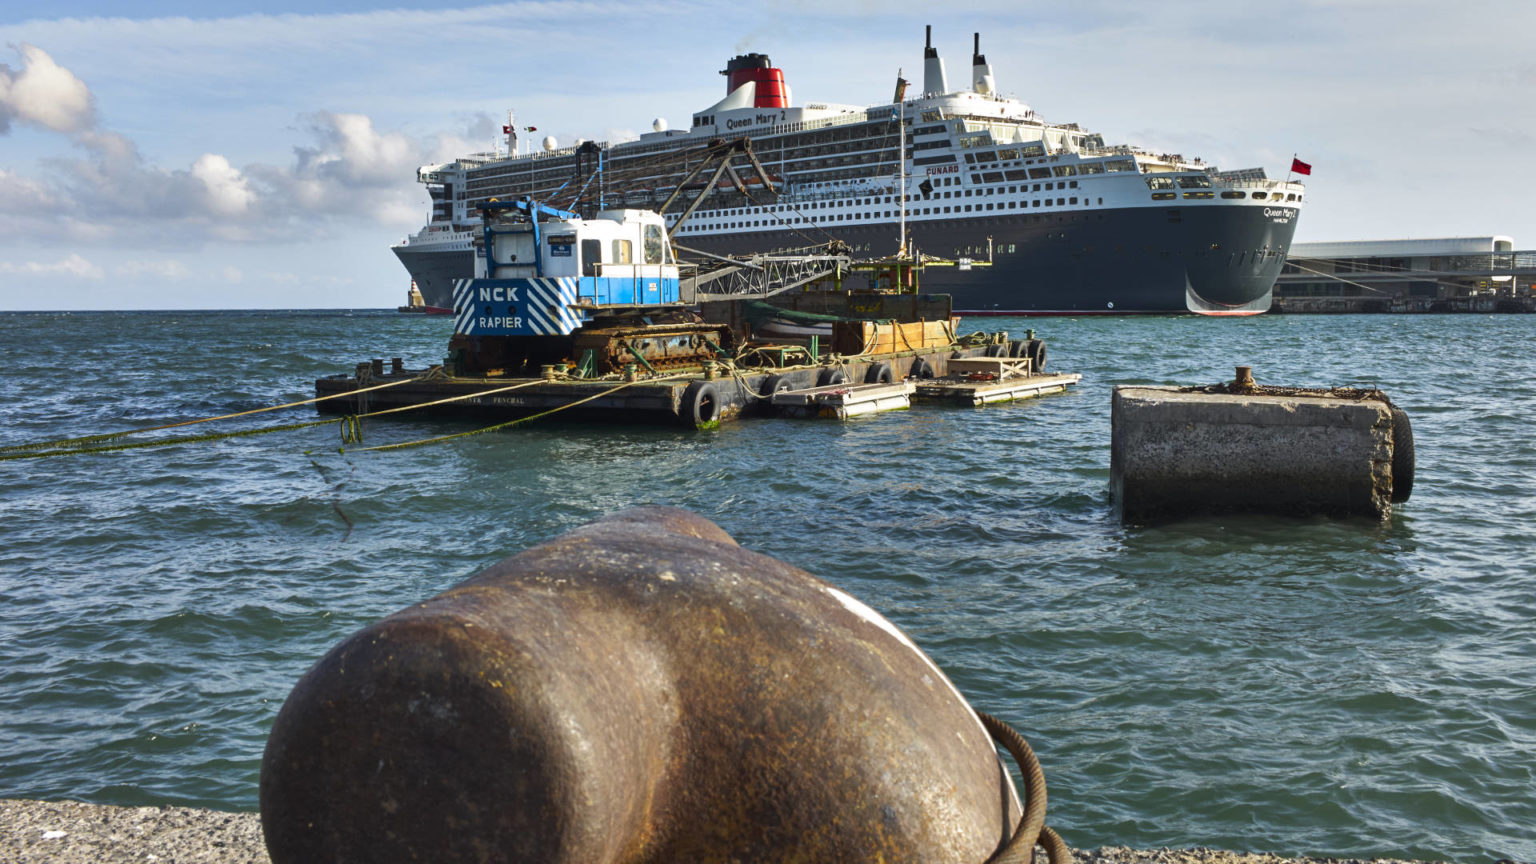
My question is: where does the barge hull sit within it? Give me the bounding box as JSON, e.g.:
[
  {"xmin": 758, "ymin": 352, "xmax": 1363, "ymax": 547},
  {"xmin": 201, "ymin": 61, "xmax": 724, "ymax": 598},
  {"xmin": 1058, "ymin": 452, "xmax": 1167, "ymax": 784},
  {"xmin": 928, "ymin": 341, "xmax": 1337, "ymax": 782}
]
[{"xmin": 317, "ymin": 346, "xmax": 1023, "ymax": 429}]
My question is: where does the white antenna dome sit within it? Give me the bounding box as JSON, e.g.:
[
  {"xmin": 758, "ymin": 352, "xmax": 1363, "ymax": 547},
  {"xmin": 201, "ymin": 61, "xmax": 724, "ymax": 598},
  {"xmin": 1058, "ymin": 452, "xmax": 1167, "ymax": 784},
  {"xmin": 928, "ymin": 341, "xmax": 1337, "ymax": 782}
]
[
  {"xmin": 653, "ymin": 117, "xmax": 668, "ymax": 132},
  {"xmin": 542, "ymin": 135, "xmax": 557, "ymax": 151}
]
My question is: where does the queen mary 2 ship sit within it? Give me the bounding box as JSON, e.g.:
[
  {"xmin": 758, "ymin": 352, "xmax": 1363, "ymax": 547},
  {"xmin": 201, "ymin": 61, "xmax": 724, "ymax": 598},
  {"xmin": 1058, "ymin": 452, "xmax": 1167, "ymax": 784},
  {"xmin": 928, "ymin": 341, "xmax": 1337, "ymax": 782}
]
[{"xmin": 391, "ymin": 28, "xmax": 1304, "ymax": 315}]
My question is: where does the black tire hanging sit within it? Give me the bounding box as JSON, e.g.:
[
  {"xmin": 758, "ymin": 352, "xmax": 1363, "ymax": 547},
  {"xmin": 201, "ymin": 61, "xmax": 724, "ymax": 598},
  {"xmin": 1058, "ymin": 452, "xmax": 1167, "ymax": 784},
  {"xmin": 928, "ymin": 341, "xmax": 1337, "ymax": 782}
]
[
  {"xmin": 1391, "ymin": 406, "xmax": 1414, "ymax": 502},
  {"xmin": 864, "ymin": 362, "xmax": 893, "ymax": 384},
  {"xmin": 908, "ymin": 357, "xmax": 935, "ymax": 379},
  {"xmin": 1009, "ymin": 339, "xmax": 1030, "ymax": 358},
  {"xmin": 817, "ymin": 367, "xmax": 848, "ymax": 387},
  {"xmin": 1028, "ymin": 339, "xmax": 1047, "ymax": 373},
  {"xmin": 986, "ymin": 343, "xmax": 1009, "ymax": 357},
  {"xmin": 760, "ymin": 373, "xmax": 795, "ymax": 397},
  {"xmin": 681, "ymin": 381, "xmax": 720, "ymax": 428}
]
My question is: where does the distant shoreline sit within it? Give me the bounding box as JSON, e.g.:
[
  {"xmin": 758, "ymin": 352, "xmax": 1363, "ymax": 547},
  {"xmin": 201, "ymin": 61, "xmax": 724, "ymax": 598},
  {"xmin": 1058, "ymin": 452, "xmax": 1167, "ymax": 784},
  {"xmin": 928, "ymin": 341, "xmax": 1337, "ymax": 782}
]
[{"xmin": 0, "ymin": 798, "xmax": 1461, "ymax": 864}]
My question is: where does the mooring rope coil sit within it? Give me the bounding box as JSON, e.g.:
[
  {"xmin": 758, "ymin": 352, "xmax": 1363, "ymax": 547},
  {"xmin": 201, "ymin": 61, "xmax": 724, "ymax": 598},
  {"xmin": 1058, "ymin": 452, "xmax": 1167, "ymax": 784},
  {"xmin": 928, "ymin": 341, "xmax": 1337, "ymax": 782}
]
[{"xmin": 978, "ymin": 709, "xmax": 1071, "ymax": 864}]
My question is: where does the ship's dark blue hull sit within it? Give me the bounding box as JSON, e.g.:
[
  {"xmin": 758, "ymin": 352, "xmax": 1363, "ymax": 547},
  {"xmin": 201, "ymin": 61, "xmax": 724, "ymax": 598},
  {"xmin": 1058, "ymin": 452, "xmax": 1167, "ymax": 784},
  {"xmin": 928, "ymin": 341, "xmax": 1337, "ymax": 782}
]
[
  {"xmin": 681, "ymin": 203, "xmax": 1300, "ymax": 314},
  {"xmin": 395, "ymin": 203, "xmax": 1299, "ymax": 315}
]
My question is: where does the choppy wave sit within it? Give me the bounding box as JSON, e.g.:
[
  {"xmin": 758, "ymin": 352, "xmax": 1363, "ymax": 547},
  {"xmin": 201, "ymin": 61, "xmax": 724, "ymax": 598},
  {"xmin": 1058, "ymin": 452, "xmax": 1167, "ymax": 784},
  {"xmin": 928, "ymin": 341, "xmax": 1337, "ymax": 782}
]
[{"xmin": 0, "ymin": 309, "xmax": 1532, "ymax": 861}]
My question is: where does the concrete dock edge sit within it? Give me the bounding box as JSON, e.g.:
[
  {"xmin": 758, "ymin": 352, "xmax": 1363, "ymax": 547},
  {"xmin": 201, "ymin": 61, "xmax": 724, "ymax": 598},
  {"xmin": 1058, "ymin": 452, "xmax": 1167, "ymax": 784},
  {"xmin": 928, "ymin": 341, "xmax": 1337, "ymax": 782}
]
[{"xmin": 0, "ymin": 798, "xmax": 1473, "ymax": 864}]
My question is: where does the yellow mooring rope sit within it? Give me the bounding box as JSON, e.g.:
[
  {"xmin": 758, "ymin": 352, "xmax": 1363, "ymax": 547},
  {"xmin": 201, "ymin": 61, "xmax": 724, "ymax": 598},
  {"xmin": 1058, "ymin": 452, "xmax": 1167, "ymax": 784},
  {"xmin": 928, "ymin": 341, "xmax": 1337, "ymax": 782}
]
[
  {"xmin": 0, "ymin": 374, "xmax": 430, "ymax": 460},
  {"xmin": 3, "ymin": 369, "xmax": 700, "ymax": 460},
  {"xmin": 350, "ymin": 372, "xmax": 695, "ymax": 453}
]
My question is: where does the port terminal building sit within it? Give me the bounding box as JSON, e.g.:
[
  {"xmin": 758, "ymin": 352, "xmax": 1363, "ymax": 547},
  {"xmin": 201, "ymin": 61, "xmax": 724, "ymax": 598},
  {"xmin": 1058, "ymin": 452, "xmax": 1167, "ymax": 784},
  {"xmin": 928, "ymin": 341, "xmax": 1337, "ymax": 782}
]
[{"xmin": 1275, "ymin": 236, "xmax": 1534, "ymax": 312}]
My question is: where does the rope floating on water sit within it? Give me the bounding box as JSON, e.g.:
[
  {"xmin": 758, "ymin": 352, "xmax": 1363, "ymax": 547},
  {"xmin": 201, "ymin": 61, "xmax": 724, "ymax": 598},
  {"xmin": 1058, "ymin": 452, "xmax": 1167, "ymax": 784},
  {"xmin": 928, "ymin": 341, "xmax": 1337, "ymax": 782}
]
[
  {"xmin": 0, "ymin": 417, "xmax": 344, "ymax": 461},
  {"xmin": 0, "ymin": 374, "xmax": 432, "ymax": 456}
]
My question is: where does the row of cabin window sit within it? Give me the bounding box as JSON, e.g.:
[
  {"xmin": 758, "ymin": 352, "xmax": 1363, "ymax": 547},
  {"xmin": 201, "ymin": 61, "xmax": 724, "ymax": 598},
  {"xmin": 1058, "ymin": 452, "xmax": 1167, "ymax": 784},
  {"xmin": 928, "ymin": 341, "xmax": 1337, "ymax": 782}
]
[
  {"xmin": 693, "ymin": 179, "xmax": 1078, "ymax": 224},
  {"xmin": 682, "ymin": 196, "xmax": 1099, "ymax": 230}
]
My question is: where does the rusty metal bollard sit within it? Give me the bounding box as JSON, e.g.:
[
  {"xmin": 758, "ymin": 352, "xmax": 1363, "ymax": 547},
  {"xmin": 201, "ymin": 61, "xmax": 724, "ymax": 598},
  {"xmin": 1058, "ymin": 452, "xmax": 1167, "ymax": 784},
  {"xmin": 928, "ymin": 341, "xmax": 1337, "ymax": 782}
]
[{"xmin": 260, "ymin": 507, "xmax": 1044, "ymax": 863}]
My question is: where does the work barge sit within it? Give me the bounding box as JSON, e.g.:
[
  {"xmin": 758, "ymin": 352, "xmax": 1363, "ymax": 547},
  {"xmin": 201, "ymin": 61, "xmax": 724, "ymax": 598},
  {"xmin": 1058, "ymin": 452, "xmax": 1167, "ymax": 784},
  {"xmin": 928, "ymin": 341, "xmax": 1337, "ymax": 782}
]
[
  {"xmin": 318, "ymin": 186, "xmax": 1078, "ymax": 430},
  {"xmin": 315, "ymin": 313, "xmax": 1078, "ymax": 430}
]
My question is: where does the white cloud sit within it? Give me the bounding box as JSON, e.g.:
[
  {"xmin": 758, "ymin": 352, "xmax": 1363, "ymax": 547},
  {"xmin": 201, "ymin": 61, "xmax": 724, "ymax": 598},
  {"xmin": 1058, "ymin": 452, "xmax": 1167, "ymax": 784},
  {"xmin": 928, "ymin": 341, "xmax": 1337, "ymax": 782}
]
[
  {"xmin": 295, "ymin": 112, "xmax": 417, "ymax": 186},
  {"xmin": 0, "ymin": 43, "xmax": 94, "ymax": 134},
  {"xmin": 190, "ymin": 153, "xmax": 254, "ymax": 215},
  {"xmin": 0, "ymin": 253, "xmax": 103, "ymax": 279},
  {"xmin": 0, "ymin": 167, "xmax": 58, "ymax": 211}
]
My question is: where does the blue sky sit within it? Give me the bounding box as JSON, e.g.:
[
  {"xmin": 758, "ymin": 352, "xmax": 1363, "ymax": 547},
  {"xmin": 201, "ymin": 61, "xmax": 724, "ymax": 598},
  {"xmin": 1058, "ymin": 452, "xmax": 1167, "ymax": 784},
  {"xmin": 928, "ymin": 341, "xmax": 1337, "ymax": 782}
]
[{"xmin": 4, "ymin": 1, "xmax": 1536, "ymax": 310}]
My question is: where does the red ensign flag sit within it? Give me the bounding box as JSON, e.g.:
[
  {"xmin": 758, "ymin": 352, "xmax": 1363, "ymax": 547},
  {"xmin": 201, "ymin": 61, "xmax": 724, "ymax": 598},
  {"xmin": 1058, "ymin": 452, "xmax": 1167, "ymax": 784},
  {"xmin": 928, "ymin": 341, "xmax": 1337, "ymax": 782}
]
[{"xmin": 1291, "ymin": 157, "xmax": 1312, "ymax": 176}]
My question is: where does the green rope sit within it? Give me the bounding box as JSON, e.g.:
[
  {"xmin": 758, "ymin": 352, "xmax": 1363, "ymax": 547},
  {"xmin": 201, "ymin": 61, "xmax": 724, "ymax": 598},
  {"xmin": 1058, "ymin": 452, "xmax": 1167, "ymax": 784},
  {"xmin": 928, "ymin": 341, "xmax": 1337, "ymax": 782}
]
[
  {"xmin": 0, "ymin": 417, "xmax": 343, "ymax": 461},
  {"xmin": 0, "ymin": 374, "xmax": 429, "ymax": 455},
  {"xmin": 339, "ymin": 415, "xmax": 365, "ymax": 445}
]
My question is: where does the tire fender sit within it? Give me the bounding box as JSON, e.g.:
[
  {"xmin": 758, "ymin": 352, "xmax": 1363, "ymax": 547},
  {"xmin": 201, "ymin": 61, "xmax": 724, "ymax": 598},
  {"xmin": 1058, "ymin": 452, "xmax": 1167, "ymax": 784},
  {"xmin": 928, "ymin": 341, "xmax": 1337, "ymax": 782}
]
[
  {"xmin": 760, "ymin": 374, "xmax": 795, "ymax": 397},
  {"xmin": 1391, "ymin": 406, "xmax": 1414, "ymax": 502},
  {"xmin": 1028, "ymin": 339, "xmax": 1047, "ymax": 373},
  {"xmin": 681, "ymin": 381, "xmax": 720, "ymax": 428},
  {"xmin": 817, "ymin": 367, "xmax": 848, "ymax": 387}
]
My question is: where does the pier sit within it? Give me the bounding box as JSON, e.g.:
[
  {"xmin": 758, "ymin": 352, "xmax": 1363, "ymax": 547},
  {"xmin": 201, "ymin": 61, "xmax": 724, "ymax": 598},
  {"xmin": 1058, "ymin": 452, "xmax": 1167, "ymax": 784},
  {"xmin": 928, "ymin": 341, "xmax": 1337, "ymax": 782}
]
[{"xmin": 1277, "ymin": 236, "xmax": 1536, "ymax": 312}]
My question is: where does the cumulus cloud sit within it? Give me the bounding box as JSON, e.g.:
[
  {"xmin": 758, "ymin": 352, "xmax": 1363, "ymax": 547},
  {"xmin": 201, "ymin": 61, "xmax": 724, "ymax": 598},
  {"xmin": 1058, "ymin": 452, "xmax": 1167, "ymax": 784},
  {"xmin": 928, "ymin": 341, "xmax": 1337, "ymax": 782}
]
[
  {"xmin": 0, "ymin": 43, "xmax": 94, "ymax": 134},
  {"xmin": 293, "ymin": 112, "xmax": 418, "ymax": 186},
  {"xmin": 0, "ymin": 253, "xmax": 103, "ymax": 279},
  {"xmin": 190, "ymin": 153, "xmax": 254, "ymax": 215},
  {"xmin": 0, "ymin": 167, "xmax": 58, "ymax": 212},
  {"xmin": 1, "ymin": 44, "xmax": 440, "ymax": 247}
]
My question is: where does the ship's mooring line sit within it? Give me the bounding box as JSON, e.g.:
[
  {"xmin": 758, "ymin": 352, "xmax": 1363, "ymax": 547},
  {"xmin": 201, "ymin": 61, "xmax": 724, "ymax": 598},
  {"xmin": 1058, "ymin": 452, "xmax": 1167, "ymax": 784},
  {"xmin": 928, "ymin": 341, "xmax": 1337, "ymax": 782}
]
[
  {"xmin": 353, "ymin": 379, "xmax": 553, "ymax": 420},
  {"xmin": 4, "ymin": 378, "xmax": 613, "ymax": 459},
  {"xmin": 1284, "ymin": 261, "xmax": 1396, "ymax": 296},
  {"xmin": 349, "ymin": 373, "xmax": 695, "ymax": 453},
  {"xmin": 0, "ymin": 374, "xmax": 433, "ymax": 455},
  {"xmin": 0, "ymin": 417, "xmax": 346, "ymax": 461}
]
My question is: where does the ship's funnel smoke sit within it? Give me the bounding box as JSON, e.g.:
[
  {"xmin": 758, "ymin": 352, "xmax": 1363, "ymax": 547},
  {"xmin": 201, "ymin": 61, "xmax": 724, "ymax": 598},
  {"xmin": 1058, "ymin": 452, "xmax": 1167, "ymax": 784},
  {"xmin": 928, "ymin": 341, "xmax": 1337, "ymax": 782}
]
[
  {"xmin": 923, "ymin": 24, "xmax": 948, "ymax": 96},
  {"xmin": 971, "ymin": 32, "xmax": 995, "ymax": 95}
]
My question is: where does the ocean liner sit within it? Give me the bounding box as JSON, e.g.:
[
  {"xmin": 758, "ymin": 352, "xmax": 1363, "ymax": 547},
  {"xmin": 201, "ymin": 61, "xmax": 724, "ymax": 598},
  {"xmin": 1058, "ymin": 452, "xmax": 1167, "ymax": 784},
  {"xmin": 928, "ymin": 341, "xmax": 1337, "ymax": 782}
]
[{"xmin": 391, "ymin": 28, "xmax": 1304, "ymax": 315}]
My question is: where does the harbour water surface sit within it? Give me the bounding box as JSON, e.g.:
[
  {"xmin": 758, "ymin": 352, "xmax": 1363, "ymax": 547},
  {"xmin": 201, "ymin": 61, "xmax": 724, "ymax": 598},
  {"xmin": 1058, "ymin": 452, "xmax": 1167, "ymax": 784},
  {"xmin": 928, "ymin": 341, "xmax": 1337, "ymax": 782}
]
[{"xmin": 0, "ymin": 310, "xmax": 1532, "ymax": 861}]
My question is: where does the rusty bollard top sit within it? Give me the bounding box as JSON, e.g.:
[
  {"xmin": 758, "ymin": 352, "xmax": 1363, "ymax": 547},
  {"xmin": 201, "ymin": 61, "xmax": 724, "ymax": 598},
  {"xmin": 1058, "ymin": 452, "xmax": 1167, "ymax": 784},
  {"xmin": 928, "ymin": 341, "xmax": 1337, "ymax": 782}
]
[
  {"xmin": 260, "ymin": 506, "xmax": 1030, "ymax": 864},
  {"xmin": 1233, "ymin": 365, "xmax": 1255, "ymax": 392}
]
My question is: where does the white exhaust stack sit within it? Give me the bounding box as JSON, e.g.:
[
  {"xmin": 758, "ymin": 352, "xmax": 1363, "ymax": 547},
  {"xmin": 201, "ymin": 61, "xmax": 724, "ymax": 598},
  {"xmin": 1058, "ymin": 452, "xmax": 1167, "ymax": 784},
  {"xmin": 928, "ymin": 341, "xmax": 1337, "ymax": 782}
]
[
  {"xmin": 923, "ymin": 25, "xmax": 948, "ymax": 96},
  {"xmin": 971, "ymin": 32, "xmax": 995, "ymax": 95}
]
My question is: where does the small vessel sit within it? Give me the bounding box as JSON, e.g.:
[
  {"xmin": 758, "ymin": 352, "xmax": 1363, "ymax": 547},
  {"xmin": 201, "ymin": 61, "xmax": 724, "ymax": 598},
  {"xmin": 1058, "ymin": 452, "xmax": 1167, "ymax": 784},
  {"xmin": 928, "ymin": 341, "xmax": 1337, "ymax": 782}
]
[{"xmin": 397, "ymin": 280, "xmax": 451, "ymax": 314}]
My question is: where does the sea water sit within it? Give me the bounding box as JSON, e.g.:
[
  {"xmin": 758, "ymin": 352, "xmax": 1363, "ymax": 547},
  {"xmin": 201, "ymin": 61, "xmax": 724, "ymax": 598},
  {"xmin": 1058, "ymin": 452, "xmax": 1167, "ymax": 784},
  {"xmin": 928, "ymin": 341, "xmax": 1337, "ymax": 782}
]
[{"xmin": 0, "ymin": 310, "xmax": 1531, "ymax": 861}]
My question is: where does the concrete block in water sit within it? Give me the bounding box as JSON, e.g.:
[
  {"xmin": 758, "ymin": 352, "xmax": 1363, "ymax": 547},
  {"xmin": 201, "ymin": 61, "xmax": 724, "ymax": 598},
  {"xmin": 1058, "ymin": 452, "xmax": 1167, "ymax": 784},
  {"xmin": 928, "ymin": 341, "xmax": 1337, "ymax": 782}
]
[
  {"xmin": 1111, "ymin": 385, "xmax": 1405, "ymax": 521},
  {"xmin": 260, "ymin": 507, "xmax": 1051, "ymax": 863}
]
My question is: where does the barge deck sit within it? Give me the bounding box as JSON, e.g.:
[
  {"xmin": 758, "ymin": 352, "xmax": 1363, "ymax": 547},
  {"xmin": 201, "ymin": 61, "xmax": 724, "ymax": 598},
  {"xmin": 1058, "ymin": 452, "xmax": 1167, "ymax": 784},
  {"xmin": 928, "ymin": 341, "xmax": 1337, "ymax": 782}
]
[{"xmin": 316, "ymin": 337, "xmax": 1078, "ymax": 430}]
